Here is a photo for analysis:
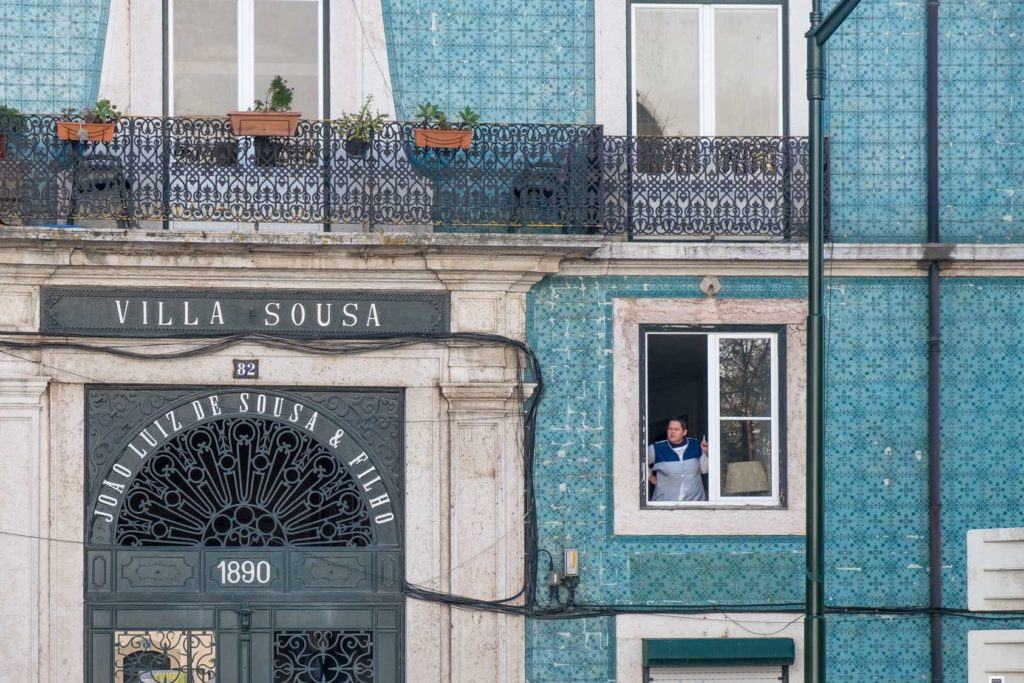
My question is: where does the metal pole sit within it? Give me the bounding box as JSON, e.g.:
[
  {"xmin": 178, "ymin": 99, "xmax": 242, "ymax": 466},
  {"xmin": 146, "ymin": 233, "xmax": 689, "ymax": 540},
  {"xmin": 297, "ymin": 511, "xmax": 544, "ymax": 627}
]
[
  {"xmin": 806, "ymin": 1, "xmax": 865, "ymax": 681},
  {"xmin": 805, "ymin": 6, "xmax": 826, "ymax": 680}
]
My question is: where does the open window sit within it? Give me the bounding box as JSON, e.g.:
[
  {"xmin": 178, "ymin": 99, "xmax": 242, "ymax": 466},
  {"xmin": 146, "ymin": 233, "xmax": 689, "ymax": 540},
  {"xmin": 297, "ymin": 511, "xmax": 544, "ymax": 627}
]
[{"xmin": 643, "ymin": 327, "xmax": 782, "ymax": 506}]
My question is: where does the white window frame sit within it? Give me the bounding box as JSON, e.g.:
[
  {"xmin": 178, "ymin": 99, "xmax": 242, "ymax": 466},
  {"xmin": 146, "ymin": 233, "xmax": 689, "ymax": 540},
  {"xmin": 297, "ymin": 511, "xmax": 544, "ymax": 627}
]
[
  {"xmin": 168, "ymin": 0, "xmax": 324, "ymax": 117},
  {"xmin": 644, "ymin": 329, "xmax": 780, "ymax": 506},
  {"xmin": 629, "ymin": 3, "xmax": 784, "ymax": 136},
  {"xmin": 613, "ymin": 297, "xmax": 805, "ymax": 536}
]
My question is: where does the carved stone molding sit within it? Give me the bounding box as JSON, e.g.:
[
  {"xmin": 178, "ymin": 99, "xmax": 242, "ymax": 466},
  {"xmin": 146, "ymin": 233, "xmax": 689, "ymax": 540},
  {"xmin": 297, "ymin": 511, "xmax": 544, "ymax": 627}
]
[
  {"xmin": 440, "ymin": 382, "xmax": 536, "ymax": 415},
  {"xmin": 0, "ymin": 376, "xmax": 50, "ymax": 405}
]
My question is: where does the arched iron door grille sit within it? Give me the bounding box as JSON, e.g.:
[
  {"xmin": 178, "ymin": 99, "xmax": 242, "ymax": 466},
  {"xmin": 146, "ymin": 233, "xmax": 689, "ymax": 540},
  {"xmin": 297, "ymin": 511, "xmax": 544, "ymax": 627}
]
[{"xmin": 84, "ymin": 387, "xmax": 405, "ymax": 683}]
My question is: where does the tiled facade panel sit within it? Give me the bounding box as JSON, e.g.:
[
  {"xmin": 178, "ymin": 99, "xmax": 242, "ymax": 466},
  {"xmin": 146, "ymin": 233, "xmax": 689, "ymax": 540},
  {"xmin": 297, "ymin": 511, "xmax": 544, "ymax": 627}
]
[
  {"xmin": 524, "ymin": 277, "xmax": 942, "ymax": 680},
  {"xmin": 526, "ymin": 617, "xmax": 615, "ymax": 683},
  {"xmin": 940, "ymin": 3, "xmax": 1024, "ymax": 242},
  {"xmin": 824, "ymin": 0, "xmax": 927, "ymax": 243},
  {"xmin": 823, "ymin": 278, "xmax": 930, "ymax": 608},
  {"xmin": 380, "ymin": 0, "xmax": 594, "ymax": 123},
  {"xmin": 940, "ymin": 280, "xmax": 1024, "ymax": 607},
  {"xmin": 0, "ymin": 0, "xmax": 109, "ymax": 112}
]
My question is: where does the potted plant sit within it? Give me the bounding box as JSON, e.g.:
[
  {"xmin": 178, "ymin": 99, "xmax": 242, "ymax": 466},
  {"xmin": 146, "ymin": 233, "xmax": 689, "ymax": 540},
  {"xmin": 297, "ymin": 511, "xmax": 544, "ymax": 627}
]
[
  {"xmin": 333, "ymin": 96, "xmax": 388, "ymax": 159},
  {"xmin": 0, "ymin": 105, "xmax": 25, "ymax": 160},
  {"xmin": 412, "ymin": 102, "xmax": 479, "ymax": 149},
  {"xmin": 56, "ymin": 99, "xmax": 120, "ymax": 142},
  {"xmin": 229, "ymin": 75, "xmax": 301, "ymax": 137}
]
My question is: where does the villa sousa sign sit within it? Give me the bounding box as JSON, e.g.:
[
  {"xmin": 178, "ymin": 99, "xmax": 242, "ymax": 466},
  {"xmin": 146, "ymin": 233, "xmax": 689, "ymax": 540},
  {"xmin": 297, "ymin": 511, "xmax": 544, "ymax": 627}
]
[{"xmin": 41, "ymin": 286, "xmax": 449, "ymax": 337}]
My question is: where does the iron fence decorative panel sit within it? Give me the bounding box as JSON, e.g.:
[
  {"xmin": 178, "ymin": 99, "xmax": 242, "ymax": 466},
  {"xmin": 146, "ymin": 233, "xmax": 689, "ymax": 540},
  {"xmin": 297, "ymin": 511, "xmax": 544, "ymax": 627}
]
[
  {"xmin": 115, "ymin": 416, "xmax": 373, "ymax": 548},
  {"xmin": 274, "ymin": 630, "xmax": 374, "ymax": 683},
  {"xmin": 1, "ymin": 115, "xmax": 815, "ymax": 237},
  {"xmin": 601, "ymin": 136, "xmax": 810, "ymax": 238}
]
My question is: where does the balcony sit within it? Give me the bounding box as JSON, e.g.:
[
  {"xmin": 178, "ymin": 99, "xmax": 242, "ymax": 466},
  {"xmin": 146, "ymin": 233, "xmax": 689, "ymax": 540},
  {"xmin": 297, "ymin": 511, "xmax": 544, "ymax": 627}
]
[{"xmin": 0, "ymin": 116, "xmax": 816, "ymax": 239}]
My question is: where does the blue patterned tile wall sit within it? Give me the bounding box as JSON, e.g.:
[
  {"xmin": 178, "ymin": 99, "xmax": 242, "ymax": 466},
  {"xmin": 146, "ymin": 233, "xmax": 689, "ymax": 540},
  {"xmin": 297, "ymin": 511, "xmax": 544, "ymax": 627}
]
[
  {"xmin": 939, "ymin": 3, "xmax": 1024, "ymax": 242},
  {"xmin": 379, "ymin": 0, "xmax": 594, "ymax": 123},
  {"xmin": 527, "ymin": 617, "xmax": 615, "ymax": 683},
  {"xmin": 0, "ymin": 0, "xmax": 110, "ymax": 112},
  {"xmin": 940, "ymin": 280, "xmax": 1024, "ymax": 608},
  {"xmin": 823, "ymin": 0, "xmax": 927, "ymax": 242},
  {"xmin": 823, "ymin": 278, "xmax": 930, "ymax": 608},
  {"xmin": 827, "ymin": 614, "xmax": 931, "ymax": 681},
  {"xmin": 525, "ymin": 276, "xmax": 935, "ymax": 679}
]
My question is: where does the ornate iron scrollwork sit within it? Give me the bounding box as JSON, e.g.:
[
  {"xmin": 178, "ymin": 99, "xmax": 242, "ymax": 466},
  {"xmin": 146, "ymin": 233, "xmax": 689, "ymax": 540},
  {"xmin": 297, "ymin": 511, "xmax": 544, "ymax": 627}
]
[
  {"xmin": 115, "ymin": 416, "xmax": 373, "ymax": 548},
  {"xmin": 274, "ymin": 630, "xmax": 374, "ymax": 683}
]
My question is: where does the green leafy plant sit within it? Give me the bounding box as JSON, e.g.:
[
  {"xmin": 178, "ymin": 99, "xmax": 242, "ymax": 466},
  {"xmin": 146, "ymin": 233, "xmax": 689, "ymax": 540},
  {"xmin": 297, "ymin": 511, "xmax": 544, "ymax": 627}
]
[
  {"xmin": 415, "ymin": 101, "xmax": 443, "ymax": 127},
  {"xmin": 60, "ymin": 99, "xmax": 121, "ymax": 124},
  {"xmin": 0, "ymin": 104, "xmax": 25, "ymax": 132},
  {"xmin": 414, "ymin": 102, "xmax": 480, "ymax": 130},
  {"xmin": 253, "ymin": 76, "xmax": 294, "ymax": 112},
  {"xmin": 333, "ymin": 96, "xmax": 388, "ymax": 143},
  {"xmin": 456, "ymin": 106, "xmax": 480, "ymax": 130}
]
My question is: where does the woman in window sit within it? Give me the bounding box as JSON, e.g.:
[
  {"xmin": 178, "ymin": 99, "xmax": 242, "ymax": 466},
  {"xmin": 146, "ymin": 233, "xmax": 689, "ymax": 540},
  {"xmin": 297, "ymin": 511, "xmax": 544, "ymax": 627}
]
[{"xmin": 647, "ymin": 417, "xmax": 708, "ymax": 502}]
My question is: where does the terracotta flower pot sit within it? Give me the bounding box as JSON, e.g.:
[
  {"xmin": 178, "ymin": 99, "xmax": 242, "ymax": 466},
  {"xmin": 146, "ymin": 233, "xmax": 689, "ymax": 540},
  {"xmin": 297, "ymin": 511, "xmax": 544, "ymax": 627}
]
[
  {"xmin": 56, "ymin": 121, "xmax": 116, "ymax": 142},
  {"xmin": 228, "ymin": 111, "xmax": 301, "ymax": 137},
  {"xmin": 413, "ymin": 128, "xmax": 473, "ymax": 149}
]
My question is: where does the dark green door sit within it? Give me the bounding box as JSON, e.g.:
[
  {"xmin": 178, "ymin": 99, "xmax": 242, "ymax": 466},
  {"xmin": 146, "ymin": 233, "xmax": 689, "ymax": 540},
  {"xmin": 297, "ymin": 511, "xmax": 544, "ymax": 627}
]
[{"xmin": 85, "ymin": 388, "xmax": 405, "ymax": 683}]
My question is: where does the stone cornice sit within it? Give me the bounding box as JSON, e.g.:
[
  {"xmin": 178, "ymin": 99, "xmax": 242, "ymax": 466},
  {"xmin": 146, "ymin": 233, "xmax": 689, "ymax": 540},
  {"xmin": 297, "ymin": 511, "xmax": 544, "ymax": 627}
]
[
  {"xmin": 5, "ymin": 231, "xmax": 1024, "ymax": 278},
  {"xmin": 562, "ymin": 242, "xmax": 1024, "ymax": 276}
]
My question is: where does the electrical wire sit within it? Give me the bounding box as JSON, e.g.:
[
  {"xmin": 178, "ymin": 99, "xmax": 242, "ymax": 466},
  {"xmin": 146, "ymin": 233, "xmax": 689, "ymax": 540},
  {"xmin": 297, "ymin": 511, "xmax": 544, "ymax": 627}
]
[
  {"xmin": 5, "ymin": 327, "xmax": 1018, "ymax": 626},
  {"xmin": 0, "ymin": 330, "xmax": 546, "ymax": 611}
]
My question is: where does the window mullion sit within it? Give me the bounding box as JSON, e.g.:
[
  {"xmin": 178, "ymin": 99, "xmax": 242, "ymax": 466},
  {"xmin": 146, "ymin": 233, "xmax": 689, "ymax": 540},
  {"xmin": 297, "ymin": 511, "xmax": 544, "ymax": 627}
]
[
  {"xmin": 700, "ymin": 6, "xmax": 715, "ymax": 136},
  {"xmin": 770, "ymin": 332, "xmax": 780, "ymax": 500},
  {"xmin": 238, "ymin": 0, "xmax": 255, "ymax": 109},
  {"xmin": 707, "ymin": 332, "xmax": 720, "ymax": 501}
]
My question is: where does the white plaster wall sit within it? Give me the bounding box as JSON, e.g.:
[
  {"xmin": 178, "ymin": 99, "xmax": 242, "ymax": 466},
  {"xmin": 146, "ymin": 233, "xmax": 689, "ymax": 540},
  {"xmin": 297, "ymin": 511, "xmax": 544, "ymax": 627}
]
[
  {"xmin": 333, "ymin": 0, "xmax": 397, "ymax": 119},
  {"xmin": 595, "ymin": 0, "xmax": 812, "ymax": 135}
]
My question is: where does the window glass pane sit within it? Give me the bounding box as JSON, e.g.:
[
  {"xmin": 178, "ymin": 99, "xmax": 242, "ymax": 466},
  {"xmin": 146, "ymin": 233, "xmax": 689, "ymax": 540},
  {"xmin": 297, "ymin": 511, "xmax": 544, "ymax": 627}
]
[
  {"xmin": 634, "ymin": 8, "xmax": 699, "ymax": 136},
  {"xmin": 719, "ymin": 420, "xmax": 772, "ymax": 497},
  {"xmin": 714, "ymin": 8, "xmax": 780, "ymax": 135},
  {"xmin": 718, "ymin": 337, "xmax": 772, "ymax": 417},
  {"xmin": 173, "ymin": 0, "xmax": 237, "ymax": 115},
  {"xmin": 255, "ymin": 0, "xmax": 320, "ymax": 118}
]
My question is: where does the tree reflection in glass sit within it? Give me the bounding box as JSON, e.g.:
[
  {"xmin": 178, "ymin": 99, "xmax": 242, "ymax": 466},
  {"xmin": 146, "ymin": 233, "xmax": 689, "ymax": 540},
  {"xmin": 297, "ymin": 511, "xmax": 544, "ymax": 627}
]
[{"xmin": 718, "ymin": 338, "xmax": 772, "ymax": 496}]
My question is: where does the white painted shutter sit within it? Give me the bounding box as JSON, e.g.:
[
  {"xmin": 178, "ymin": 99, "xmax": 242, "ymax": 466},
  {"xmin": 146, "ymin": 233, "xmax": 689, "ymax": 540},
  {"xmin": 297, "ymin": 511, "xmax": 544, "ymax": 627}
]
[{"xmin": 967, "ymin": 528, "xmax": 1024, "ymax": 611}]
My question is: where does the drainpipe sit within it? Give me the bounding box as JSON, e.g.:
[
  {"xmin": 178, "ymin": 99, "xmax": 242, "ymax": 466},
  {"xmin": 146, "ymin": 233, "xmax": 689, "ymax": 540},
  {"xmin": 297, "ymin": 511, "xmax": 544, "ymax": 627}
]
[
  {"xmin": 926, "ymin": 1, "xmax": 942, "ymax": 681},
  {"xmin": 806, "ymin": 1, "xmax": 865, "ymax": 681}
]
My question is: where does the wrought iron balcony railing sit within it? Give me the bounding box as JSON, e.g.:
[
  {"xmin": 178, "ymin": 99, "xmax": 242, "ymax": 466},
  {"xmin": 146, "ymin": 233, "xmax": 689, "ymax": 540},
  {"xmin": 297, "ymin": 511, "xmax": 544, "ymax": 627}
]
[{"xmin": 0, "ymin": 116, "xmax": 815, "ymax": 239}]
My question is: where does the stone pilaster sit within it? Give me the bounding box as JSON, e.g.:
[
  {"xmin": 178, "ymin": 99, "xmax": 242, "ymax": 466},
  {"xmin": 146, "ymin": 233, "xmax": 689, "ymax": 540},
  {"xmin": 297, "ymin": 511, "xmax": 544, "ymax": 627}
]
[
  {"xmin": 441, "ymin": 382, "xmax": 532, "ymax": 683},
  {"xmin": 0, "ymin": 376, "xmax": 50, "ymax": 681}
]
